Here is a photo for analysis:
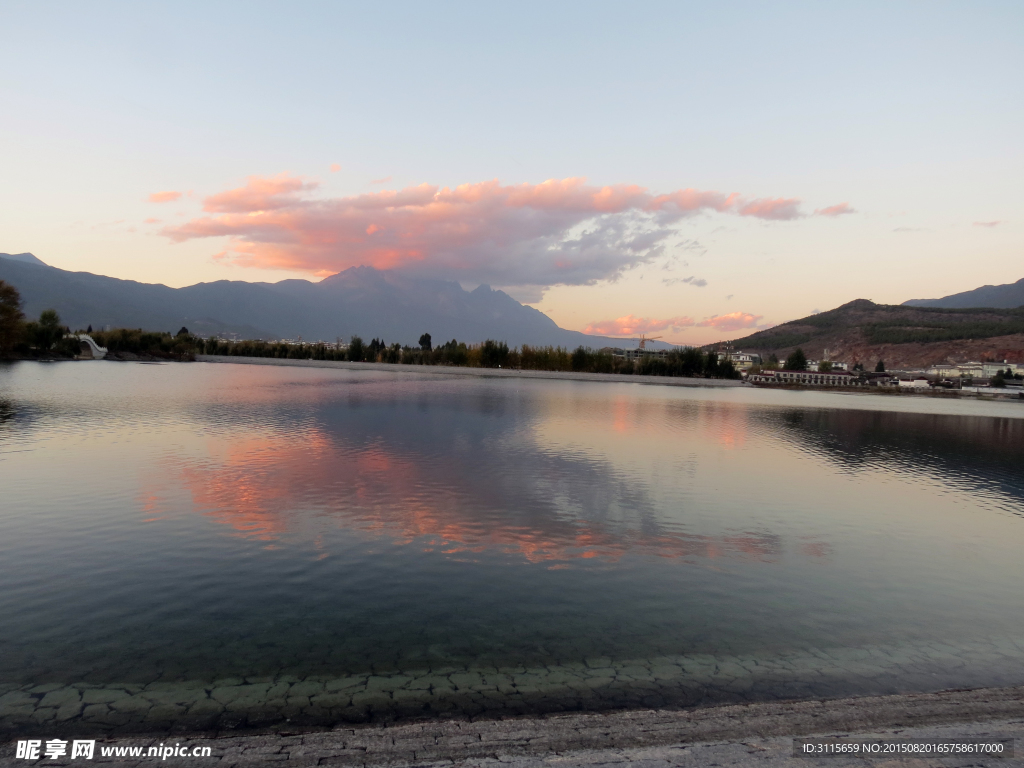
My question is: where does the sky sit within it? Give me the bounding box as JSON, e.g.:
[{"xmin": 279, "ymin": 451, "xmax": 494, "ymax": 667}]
[{"xmin": 1, "ymin": 1, "xmax": 1021, "ymax": 345}]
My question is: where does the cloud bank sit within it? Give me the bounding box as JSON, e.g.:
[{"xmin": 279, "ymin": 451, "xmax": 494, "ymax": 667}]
[
  {"xmin": 584, "ymin": 311, "xmax": 765, "ymax": 338},
  {"xmin": 163, "ymin": 175, "xmax": 844, "ymax": 288},
  {"xmin": 697, "ymin": 311, "xmax": 764, "ymax": 332},
  {"xmin": 583, "ymin": 315, "xmax": 696, "ymax": 336}
]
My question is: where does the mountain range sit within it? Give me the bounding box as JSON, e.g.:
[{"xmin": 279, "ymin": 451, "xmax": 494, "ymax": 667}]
[
  {"xmin": 903, "ymin": 277, "xmax": 1024, "ymax": 309},
  {"xmin": 4, "ymin": 251, "xmax": 1021, "ymax": 362},
  {"xmin": 0, "ymin": 253, "xmax": 651, "ymax": 349}
]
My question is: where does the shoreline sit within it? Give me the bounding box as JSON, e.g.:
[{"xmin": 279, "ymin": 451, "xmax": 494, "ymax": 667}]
[
  {"xmin": 11, "ymin": 355, "xmax": 1021, "ymax": 401},
  {"xmin": 194, "ymin": 355, "xmax": 1024, "ymax": 401},
  {"xmin": 4, "ymin": 685, "xmax": 1021, "ymax": 766},
  {"xmin": 193, "ymin": 355, "xmax": 747, "ymax": 388},
  {"xmin": 5, "ymin": 636, "xmax": 1023, "ymax": 741}
]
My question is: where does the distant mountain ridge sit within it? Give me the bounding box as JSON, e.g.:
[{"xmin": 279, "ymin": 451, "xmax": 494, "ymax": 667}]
[
  {"xmin": 0, "ymin": 253, "xmax": 665, "ymax": 350},
  {"xmin": 0, "ymin": 252, "xmax": 48, "ymax": 267},
  {"xmin": 903, "ymin": 277, "xmax": 1024, "ymax": 309}
]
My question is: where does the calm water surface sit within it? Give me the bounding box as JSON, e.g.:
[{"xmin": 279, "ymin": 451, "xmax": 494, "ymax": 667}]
[{"xmin": 1, "ymin": 361, "xmax": 1023, "ymax": 733}]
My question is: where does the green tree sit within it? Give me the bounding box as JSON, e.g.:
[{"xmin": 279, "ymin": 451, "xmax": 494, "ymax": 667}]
[
  {"xmin": 716, "ymin": 355, "xmax": 740, "ymax": 379},
  {"xmin": 177, "ymin": 326, "xmax": 189, "ymax": 337},
  {"xmin": 433, "ymin": 338, "xmax": 469, "ymax": 366},
  {"xmin": 875, "ymin": 360, "xmax": 886, "ymax": 372},
  {"xmin": 31, "ymin": 309, "xmax": 65, "ymax": 352},
  {"xmin": 479, "ymin": 339, "xmax": 509, "ymax": 368},
  {"xmin": 0, "ymin": 280, "xmax": 25, "ymax": 356},
  {"xmin": 818, "ymin": 360, "xmax": 833, "ymax": 372},
  {"xmin": 348, "ymin": 335, "xmax": 365, "ymax": 362},
  {"xmin": 784, "ymin": 348, "xmax": 808, "ymax": 371},
  {"xmin": 366, "ymin": 337, "xmax": 385, "ymax": 360},
  {"xmin": 570, "ymin": 346, "xmax": 591, "ymax": 372},
  {"xmin": 418, "ymin": 332, "xmax": 432, "ymax": 351}
]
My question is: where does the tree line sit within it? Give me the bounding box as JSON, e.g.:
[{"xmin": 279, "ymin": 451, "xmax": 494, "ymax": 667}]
[
  {"xmin": 0, "ymin": 280, "xmax": 84, "ymax": 358},
  {"xmin": 0, "ymin": 280, "xmax": 197, "ymax": 360},
  {"xmin": 199, "ymin": 332, "xmax": 740, "ymax": 378},
  {"xmin": 0, "ymin": 279, "xmax": 738, "ymax": 378}
]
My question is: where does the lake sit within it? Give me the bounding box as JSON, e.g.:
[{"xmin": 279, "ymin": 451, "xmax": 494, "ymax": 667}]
[{"xmin": 1, "ymin": 360, "xmax": 1023, "ymax": 736}]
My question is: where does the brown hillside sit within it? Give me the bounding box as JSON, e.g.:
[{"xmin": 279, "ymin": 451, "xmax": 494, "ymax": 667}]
[{"xmin": 723, "ymin": 300, "xmax": 1024, "ymax": 369}]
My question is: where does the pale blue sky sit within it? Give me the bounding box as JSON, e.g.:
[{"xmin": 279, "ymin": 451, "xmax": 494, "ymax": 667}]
[{"xmin": 1, "ymin": 1, "xmax": 1021, "ymax": 342}]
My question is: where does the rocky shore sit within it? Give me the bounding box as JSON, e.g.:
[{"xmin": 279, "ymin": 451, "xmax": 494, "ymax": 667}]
[
  {"xmin": 4, "ymin": 636, "xmax": 1023, "ymax": 741},
  {"xmin": 2, "ymin": 686, "xmax": 1022, "ymax": 767}
]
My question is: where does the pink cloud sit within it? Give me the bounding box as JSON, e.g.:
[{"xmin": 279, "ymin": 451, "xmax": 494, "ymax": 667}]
[
  {"xmin": 697, "ymin": 312, "xmax": 764, "ymax": 332},
  {"xmin": 815, "ymin": 202, "xmax": 856, "ymax": 217},
  {"xmin": 162, "ymin": 175, "xmax": 818, "ymax": 286},
  {"xmin": 148, "ymin": 190, "xmax": 182, "ymax": 203},
  {"xmin": 369, "ymin": 176, "xmax": 392, "ymax": 185},
  {"xmin": 143, "ymin": 217, "xmax": 161, "ymax": 224},
  {"xmin": 583, "ymin": 315, "xmax": 695, "ymax": 336},
  {"xmin": 329, "ymin": 164, "xmax": 341, "ymax": 173},
  {"xmin": 649, "ymin": 189, "xmax": 740, "ymax": 214},
  {"xmin": 202, "ymin": 173, "xmax": 317, "ymax": 213},
  {"xmin": 973, "ymin": 220, "xmax": 1001, "ymax": 228},
  {"xmin": 737, "ymin": 198, "xmax": 802, "ymax": 220}
]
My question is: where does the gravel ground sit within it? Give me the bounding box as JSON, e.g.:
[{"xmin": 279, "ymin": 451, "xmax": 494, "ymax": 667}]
[{"xmin": 4, "ymin": 685, "xmax": 1021, "ymax": 767}]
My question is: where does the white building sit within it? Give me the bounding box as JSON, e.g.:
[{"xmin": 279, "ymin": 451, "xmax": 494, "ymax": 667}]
[
  {"xmin": 956, "ymin": 362, "xmax": 985, "ymax": 378},
  {"xmin": 717, "ymin": 350, "xmax": 761, "ymax": 371},
  {"xmin": 898, "ymin": 377, "xmax": 930, "ymax": 388},
  {"xmin": 982, "ymin": 361, "xmax": 1021, "ymax": 377},
  {"xmin": 807, "ymin": 360, "xmax": 849, "ymax": 372},
  {"xmin": 748, "ymin": 370, "xmax": 859, "ymax": 387},
  {"xmin": 926, "ymin": 361, "xmax": 1022, "ymax": 378}
]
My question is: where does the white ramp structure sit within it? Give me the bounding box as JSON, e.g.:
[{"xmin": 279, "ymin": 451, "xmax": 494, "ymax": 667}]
[{"xmin": 75, "ymin": 334, "xmax": 108, "ymax": 360}]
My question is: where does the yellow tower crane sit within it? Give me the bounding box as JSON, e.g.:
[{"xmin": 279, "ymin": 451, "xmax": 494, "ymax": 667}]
[{"xmin": 635, "ymin": 334, "xmax": 663, "ymax": 350}]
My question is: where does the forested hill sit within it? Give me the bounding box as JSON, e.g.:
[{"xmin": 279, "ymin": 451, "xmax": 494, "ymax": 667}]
[{"xmin": 727, "ymin": 300, "xmax": 1024, "ymax": 369}]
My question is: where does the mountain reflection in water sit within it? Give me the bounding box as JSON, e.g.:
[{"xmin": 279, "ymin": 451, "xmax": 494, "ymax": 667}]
[{"xmin": 143, "ymin": 391, "xmax": 803, "ymax": 564}]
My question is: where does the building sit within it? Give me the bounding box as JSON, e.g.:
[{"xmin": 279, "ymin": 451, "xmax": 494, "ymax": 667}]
[
  {"xmin": 807, "ymin": 360, "xmax": 850, "ymax": 372},
  {"xmin": 982, "ymin": 361, "xmax": 1021, "ymax": 377},
  {"xmin": 717, "ymin": 350, "xmax": 762, "ymax": 371},
  {"xmin": 958, "ymin": 362, "xmax": 985, "ymax": 378},
  {"xmin": 748, "ymin": 370, "xmax": 859, "ymax": 387},
  {"xmin": 925, "ymin": 361, "xmax": 1021, "ymax": 379},
  {"xmin": 605, "ymin": 347, "xmax": 671, "ymax": 362},
  {"xmin": 898, "ymin": 377, "xmax": 930, "ymax": 388}
]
